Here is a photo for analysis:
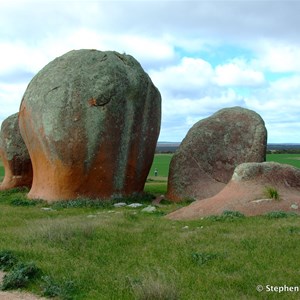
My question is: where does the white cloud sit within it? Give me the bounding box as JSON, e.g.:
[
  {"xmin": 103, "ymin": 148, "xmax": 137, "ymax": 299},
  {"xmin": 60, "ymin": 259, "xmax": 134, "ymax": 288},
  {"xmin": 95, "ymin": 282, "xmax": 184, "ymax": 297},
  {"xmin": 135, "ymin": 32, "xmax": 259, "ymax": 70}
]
[
  {"xmin": 149, "ymin": 57, "xmax": 214, "ymax": 99},
  {"xmin": 0, "ymin": 41, "xmax": 46, "ymax": 75},
  {"xmin": 1, "ymin": 1, "xmax": 300, "ymax": 143},
  {"xmin": 253, "ymin": 42, "xmax": 300, "ymax": 73},
  {"xmin": 214, "ymin": 59, "xmax": 266, "ymax": 87},
  {"xmin": 0, "ymin": 82, "xmax": 27, "ymax": 122}
]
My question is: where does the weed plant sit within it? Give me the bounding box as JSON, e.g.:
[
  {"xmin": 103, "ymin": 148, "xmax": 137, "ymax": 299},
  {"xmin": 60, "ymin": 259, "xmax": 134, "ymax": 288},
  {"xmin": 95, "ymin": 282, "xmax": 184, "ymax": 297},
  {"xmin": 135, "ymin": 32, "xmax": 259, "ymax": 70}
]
[
  {"xmin": 264, "ymin": 211, "xmax": 298, "ymax": 219},
  {"xmin": 1, "ymin": 262, "xmax": 40, "ymax": 290},
  {"xmin": 206, "ymin": 210, "xmax": 245, "ymax": 222},
  {"xmin": 191, "ymin": 252, "xmax": 220, "ymax": 266},
  {"xmin": 41, "ymin": 275, "xmax": 76, "ymax": 300},
  {"xmin": 0, "ymin": 250, "xmax": 18, "ymax": 271},
  {"xmin": 264, "ymin": 186, "xmax": 280, "ymax": 200}
]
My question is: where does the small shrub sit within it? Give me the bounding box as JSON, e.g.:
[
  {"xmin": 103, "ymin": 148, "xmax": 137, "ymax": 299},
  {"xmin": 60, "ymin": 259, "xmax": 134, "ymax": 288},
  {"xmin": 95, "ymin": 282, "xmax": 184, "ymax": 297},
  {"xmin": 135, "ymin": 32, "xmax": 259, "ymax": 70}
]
[
  {"xmin": 10, "ymin": 198, "xmax": 40, "ymax": 206},
  {"xmin": 52, "ymin": 198, "xmax": 114, "ymax": 209},
  {"xmin": 0, "ymin": 250, "xmax": 18, "ymax": 271},
  {"xmin": 288, "ymin": 226, "xmax": 300, "ymax": 234},
  {"xmin": 264, "ymin": 186, "xmax": 280, "ymax": 200},
  {"xmin": 265, "ymin": 211, "xmax": 297, "ymax": 219},
  {"xmin": 0, "ymin": 187, "xmax": 29, "ymax": 204},
  {"xmin": 191, "ymin": 252, "xmax": 219, "ymax": 266},
  {"xmin": 0, "ymin": 187, "xmax": 29, "ymax": 196},
  {"xmin": 41, "ymin": 275, "xmax": 76, "ymax": 300},
  {"xmin": 222, "ymin": 210, "xmax": 245, "ymax": 219},
  {"xmin": 205, "ymin": 215, "xmax": 222, "ymax": 222},
  {"xmin": 206, "ymin": 210, "xmax": 245, "ymax": 222},
  {"xmin": 1, "ymin": 262, "xmax": 40, "ymax": 290},
  {"xmin": 151, "ymin": 210, "xmax": 167, "ymax": 217}
]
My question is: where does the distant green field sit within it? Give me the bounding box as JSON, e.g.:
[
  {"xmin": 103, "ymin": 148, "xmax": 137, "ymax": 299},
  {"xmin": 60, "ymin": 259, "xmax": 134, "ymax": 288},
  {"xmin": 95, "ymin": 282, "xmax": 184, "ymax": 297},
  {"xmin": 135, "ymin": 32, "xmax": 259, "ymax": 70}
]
[
  {"xmin": 145, "ymin": 153, "xmax": 300, "ymax": 195},
  {"xmin": 1, "ymin": 153, "xmax": 299, "ymax": 187},
  {"xmin": 148, "ymin": 154, "xmax": 173, "ymax": 178},
  {"xmin": 148, "ymin": 153, "xmax": 300, "ymax": 183},
  {"xmin": 267, "ymin": 153, "xmax": 300, "ymax": 169}
]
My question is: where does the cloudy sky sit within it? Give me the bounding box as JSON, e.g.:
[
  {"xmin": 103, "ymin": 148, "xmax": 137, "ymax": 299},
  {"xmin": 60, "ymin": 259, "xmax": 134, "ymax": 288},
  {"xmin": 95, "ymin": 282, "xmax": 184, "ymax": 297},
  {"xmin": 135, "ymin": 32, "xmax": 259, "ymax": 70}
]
[{"xmin": 0, "ymin": 0, "xmax": 300, "ymax": 143}]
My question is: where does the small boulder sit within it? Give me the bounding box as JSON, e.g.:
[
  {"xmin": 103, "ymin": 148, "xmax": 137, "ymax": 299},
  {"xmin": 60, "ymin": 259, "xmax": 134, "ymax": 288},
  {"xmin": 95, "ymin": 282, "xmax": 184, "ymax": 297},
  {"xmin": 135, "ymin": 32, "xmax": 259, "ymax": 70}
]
[
  {"xmin": 0, "ymin": 113, "xmax": 32, "ymax": 190},
  {"xmin": 19, "ymin": 49, "xmax": 161, "ymax": 201},
  {"xmin": 167, "ymin": 162, "xmax": 300, "ymax": 219},
  {"xmin": 141, "ymin": 205, "xmax": 156, "ymax": 213},
  {"xmin": 166, "ymin": 106, "xmax": 267, "ymax": 201},
  {"xmin": 127, "ymin": 203, "xmax": 143, "ymax": 208},
  {"xmin": 114, "ymin": 202, "xmax": 127, "ymax": 208}
]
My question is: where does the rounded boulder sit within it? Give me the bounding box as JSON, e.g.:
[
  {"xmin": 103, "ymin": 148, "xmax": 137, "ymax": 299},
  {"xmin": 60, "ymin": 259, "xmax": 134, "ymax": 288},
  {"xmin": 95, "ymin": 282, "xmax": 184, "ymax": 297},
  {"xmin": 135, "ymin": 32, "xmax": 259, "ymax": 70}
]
[
  {"xmin": 167, "ymin": 106, "xmax": 267, "ymax": 201},
  {"xmin": 19, "ymin": 49, "xmax": 161, "ymax": 201},
  {"xmin": 0, "ymin": 113, "xmax": 33, "ymax": 190}
]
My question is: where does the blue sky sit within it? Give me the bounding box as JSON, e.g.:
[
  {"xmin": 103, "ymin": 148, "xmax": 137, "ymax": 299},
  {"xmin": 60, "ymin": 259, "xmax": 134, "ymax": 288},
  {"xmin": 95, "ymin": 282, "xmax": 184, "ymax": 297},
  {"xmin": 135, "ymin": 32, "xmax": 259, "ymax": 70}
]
[{"xmin": 1, "ymin": 0, "xmax": 300, "ymax": 143}]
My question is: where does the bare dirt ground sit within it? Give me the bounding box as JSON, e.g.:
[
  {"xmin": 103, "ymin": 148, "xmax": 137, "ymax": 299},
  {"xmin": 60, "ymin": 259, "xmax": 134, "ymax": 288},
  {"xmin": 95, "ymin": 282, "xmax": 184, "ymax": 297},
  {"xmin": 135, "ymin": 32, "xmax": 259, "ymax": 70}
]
[{"xmin": 0, "ymin": 271, "xmax": 46, "ymax": 300}]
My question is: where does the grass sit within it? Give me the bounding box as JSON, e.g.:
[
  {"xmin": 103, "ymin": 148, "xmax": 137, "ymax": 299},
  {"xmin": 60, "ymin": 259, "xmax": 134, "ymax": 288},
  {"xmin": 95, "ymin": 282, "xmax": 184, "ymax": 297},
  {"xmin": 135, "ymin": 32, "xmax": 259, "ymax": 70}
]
[
  {"xmin": 148, "ymin": 154, "xmax": 173, "ymax": 178},
  {"xmin": 267, "ymin": 153, "xmax": 300, "ymax": 169},
  {"xmin": 0, "ymin": 188, "xmax": 300, "ymax": 299},
  {"xmin": 0, "ymin": 154, "xmax": 300, "ymax": 298},
  {"xmin": 264, "ymin": 186, "xmax": 280, "ymax": 200}
]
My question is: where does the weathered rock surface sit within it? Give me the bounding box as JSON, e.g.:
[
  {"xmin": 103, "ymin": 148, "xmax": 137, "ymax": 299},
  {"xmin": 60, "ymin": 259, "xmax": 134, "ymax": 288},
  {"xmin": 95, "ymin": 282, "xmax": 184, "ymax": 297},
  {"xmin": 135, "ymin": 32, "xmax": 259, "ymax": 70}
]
[
  {"xmin": 166, "ymin": 106, "xmax": 267, "ymax": 201},
  {"xmin": 0, "ymin": 113, "xmax": 32, "ymax": 190},
  {"xmin": 19, "ymin": 49, "xmax": 161, "ymax": 201},
  {"xmin": 167, "ymin": 162, "xmax": 300, "ymax": 219}
]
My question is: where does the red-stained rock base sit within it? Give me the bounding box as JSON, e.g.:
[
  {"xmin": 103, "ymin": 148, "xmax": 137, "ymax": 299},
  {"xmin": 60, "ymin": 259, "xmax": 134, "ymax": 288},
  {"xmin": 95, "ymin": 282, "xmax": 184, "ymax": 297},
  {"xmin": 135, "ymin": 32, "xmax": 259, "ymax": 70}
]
[
  {"xmin": 0, "ymin": 113, "xmax": 32, "ymax": 191},
  {"xmin": 0, "ymin": 153, "xmax": 33, "ymax": 191},
  {"xmin": 167, "ymin": 162, "xmax": 300, "ymax": 220}
]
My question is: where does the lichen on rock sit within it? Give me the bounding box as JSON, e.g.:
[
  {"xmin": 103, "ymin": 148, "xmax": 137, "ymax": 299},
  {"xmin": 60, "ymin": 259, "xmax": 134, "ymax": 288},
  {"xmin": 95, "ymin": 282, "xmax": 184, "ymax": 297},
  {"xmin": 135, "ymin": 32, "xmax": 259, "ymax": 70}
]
[{"xmin": 19, "ymin": 49, "xmax": 161, "ymax": 201}]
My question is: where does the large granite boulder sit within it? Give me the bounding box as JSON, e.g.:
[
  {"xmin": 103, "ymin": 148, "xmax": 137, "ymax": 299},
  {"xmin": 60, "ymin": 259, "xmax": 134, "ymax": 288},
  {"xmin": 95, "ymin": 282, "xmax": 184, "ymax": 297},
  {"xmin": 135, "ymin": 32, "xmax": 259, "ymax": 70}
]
[
  {"xmin": 0, "ymin": 113, "xmax": 33, "ymax": 190},
  {"xmin": 19, "ymin": 49, "xmax": 161, "ymax": 201},
  {"xmin": 167, "ymin": 162, "xmax": 300, "ymax": 219},
  {"xmin": 166, "ymin": 106, "xmax": 267, "ymax": 201}
]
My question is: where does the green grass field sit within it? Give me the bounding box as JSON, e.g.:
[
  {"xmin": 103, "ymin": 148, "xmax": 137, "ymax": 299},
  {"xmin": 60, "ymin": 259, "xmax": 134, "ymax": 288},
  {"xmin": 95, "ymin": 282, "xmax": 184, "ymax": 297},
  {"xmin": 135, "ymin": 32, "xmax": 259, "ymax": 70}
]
[
  {"xmin": 149, "ymin": 154, "xmax": 173, "ymax": 178},
  {"xmin": 0, "ymin": 155, "xmax": 300, "ymax": 299},
  {"xmin": 267, "ymin": 153, "xmax": 300, "ymax": 168},
  {"xmin": 0, "ymin": 190, "xmax": 300, "ymax": 299}
]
